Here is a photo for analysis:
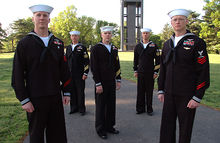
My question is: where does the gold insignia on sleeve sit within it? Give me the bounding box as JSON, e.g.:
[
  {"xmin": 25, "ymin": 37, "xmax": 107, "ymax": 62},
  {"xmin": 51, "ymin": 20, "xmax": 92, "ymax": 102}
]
[
  {"xmin": 154, "ymin": 65, "xmax": 160, "ymax": 70},
  {"xmin": 156, "ymin": 51, "xmax": 160, "ymax": 56},
  {"xmin": 84, "ymin": 54, "xmax": 89, "ymax": 58},
  {"xmin": 84, "ymin": 65, "xmax": 89, "ymax": 71},
  {"xmin": 116, "ymin": 56, "xmax": 119, "ymax": 61},
  {"xmin": 116, "ymin": 69, "xmax": 121, "ymax": 77}
]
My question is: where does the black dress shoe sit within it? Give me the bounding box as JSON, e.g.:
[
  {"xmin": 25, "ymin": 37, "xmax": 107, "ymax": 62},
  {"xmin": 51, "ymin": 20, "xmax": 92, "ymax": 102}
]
[
  {"xmin": 97, "ymin": 132, "xmax": 107, "ymax": 139},
  {"xmin": 147, "ymin": 111, "xmax": 153, "ymax": 116},
  {"xmin": 69, "ymin": 110, "xmax": 78, "ymax": 114},
  {"xmin": 107, "ymin": 128, "xmax": 119, "ymax": 134},
  {"xmin": 136, "ymin": 111, "xmax": 145, "ymax": 114}
]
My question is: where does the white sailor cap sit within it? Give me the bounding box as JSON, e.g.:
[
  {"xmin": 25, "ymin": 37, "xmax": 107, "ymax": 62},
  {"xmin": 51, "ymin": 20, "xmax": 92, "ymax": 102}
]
[
  {"xmin": 100, "ymin": 26, "xmax": 114, "ymax": 32},
  {"xmin": 168, "ymin": 9, "xmax": 191, "ymax": 18},
  {"xmin": 140, "ymin": 28, "xmax": 152, "ymax": 33},
  {"xmin": 29, "ymin": 4, "xmax": 54, "ymax": 14},
  {"xmin": 69, "ymin": 31, "xmax": 80, "ymax": 35}
]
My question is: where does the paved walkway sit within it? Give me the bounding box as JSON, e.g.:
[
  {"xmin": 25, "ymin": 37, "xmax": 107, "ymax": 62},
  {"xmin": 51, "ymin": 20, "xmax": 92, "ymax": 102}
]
[{"xmin": 24, "ymin": 74, "xmax": 220, "ymax": 143}]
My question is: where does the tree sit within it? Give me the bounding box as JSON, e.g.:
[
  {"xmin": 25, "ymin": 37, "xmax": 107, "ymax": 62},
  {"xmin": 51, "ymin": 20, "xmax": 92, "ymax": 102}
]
[
  {"xmin": 10, "ymin": 17, "xmax": 34, "ymax": 41},
  {"xmin": 187, "ymin": 11, "xmax": 202, "ymax": 36},
  {"xmin": 50, "ymin": 5, "xmax": 78, "ymax": 45},
  {"xmin": 200, "ymin": 0, "xmax": 220, "ymax": 53},
  {"xmin": 74, "ymin": 16, "xmax": 96, "ymax": 47},
  {"xmin": 150, "ymin": 34, "xmax": 162, "ymax": 48},
  {"xmin": 111, "ymin": 28, "xmax": 121, "ymax": 49},
  {"xmin": 94, "ymin": 20, "xmax": 118, "ymax": 44},
  {"xmin": 0, "ymin": 23, "xmax": 7, "ymax": 51},
  {"xmin": 159, "ymin": 23, "xmax": 173, "ymax": 47}
]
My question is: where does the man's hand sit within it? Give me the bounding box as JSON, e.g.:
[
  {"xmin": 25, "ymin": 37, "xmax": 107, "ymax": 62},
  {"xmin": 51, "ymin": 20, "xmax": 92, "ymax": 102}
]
[
  {"xmin": 116, "ymin": 82, "xmax": 121, "ymax": 90},
  {"xmin": 187, "ymin": 99, "xmax": 200, "ymax": 109},
  {"xmin": 96, "ymin": 85, "xmax": 103, "ymax": 94},
  {"xmin": 134, "ymin": 72, "xmax": 138, "ymax": 78},
  {"xmin": 63, "ymin": 96, "xmax": 70, "ymax": 105},
  {"xmin": 82, "ymin": 75, "xmax": 88, "ymax": 80},
  {"xmin": 153, "ymin": 73, "xmax": 158, "ymax": 79},
  {"xmin": 22, "ymin": 102, "xmax": 35, "ymax": 113},
  {"xmin": 158, "ymin": 94, "xmax": 164, "ymax": 102}
]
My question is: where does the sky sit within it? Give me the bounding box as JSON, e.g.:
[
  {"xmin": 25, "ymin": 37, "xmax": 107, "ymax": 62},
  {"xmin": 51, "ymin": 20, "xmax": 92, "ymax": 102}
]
[{"xmin": 0, "ymin": 0, "xmax": 206, "ymax": 34}]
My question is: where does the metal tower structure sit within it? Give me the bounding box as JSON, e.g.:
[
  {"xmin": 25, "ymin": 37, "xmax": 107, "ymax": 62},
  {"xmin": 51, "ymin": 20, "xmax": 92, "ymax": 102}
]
[{"xmin": 120, "ymin": 0, "xmax": 143, "ymax": 51}]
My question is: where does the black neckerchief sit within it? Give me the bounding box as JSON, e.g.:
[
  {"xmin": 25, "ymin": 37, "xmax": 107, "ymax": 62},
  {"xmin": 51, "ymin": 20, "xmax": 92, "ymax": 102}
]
[
  {"xmin": 28, "ymin": 31, "xmax": 58, "ymax": 63},
  {"xmin": 163, "ymin": 30, "xmax": 194, "ymax": 64}
]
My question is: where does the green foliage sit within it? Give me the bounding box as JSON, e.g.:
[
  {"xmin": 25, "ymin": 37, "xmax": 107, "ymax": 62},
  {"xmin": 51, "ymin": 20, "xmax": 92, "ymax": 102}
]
[
  {"xmin": 150, "ymin": 34, "xmax": 162, "ymax": 48},
  {"xmin": 94, "ymin": 20, "xmax": 119, "ymax": 44},
  {"xmin": 0, "ymin": 23, "xmax": 7, "ymax": 51},
  {"xmin": 50, "ymin": 6, "xmax": 120, "ymax": 48},
  {"xmin": 2, "ymin": 17, "xmax": 34, "ymax": 53},
  {"xmin": 159, "ymin": 23, "xmax": 173, "ymax": 47},
  {"xmin": 50, "ymin": 5, "xmax": 78, "ymax": 45},
  {"xmin": 10, "ymin": 17, "xmax": 34, "ymax": 41},
  {"xmin": 74, "ymin": 16, "xmax": 96, "ymax": 47},
  {"xmin": 200, "ymin": 0, "xmax": 220, "ymax": 53},
  {"xmin": 187, "ymin": 11, "xmax": 202, "ymax": 36}
]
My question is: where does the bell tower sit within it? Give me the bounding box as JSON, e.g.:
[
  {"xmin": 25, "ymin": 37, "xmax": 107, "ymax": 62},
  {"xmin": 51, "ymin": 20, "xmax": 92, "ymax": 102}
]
[{"xmin": 120, "ymin": 0, "xmax": 143, "ymax": 51}]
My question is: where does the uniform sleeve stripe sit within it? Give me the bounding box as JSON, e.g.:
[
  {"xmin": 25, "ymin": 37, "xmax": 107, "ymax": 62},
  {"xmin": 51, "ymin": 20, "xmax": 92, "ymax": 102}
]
[
  {"xmin": 64, "ymin": 92, "xmax": 71, "ymax": 96},
  {"xmin": 64, "ymin": 79, "xmax": 71, "ymax": 87},
  {"xmin": 21, "ymin": 98, "xmax": 30, "ymax": 105},
  {"xmin": 197, "ymin": 82, "xmax": 206, "ymax": 90},
  {"xmin": 193, "ymin": 96, "xmax": 201, "ymax": 103}
]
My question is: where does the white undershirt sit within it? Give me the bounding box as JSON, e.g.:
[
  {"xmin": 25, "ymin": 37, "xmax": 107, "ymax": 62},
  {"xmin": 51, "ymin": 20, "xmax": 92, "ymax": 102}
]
[
  {"xmin": 40, "ymin": 36, "xmax": 49, "ymax": 47},
  {"xmin": 72, "ymin": 44, "xmax": 78, "ymax": 51},
  {"xmin": 174, "ymin": 35, "xmax": 184, "ymax": 47},
  {"xmin": 143, "ymin": 44, "xmax": 148, "ymax": 49},
  {"xmin": 104, "ymin": 44, "xmax": 111, "ymax": 53}
]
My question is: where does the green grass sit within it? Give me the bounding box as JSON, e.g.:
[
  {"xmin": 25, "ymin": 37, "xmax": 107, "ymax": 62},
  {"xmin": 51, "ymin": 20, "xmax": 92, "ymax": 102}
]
[
  {"xmin": 0, "ymin": 52, "xmax": 219, "ymax": 143},
  {"xmin": 0, "ymin": 53, "xmax": 28, "ymax": 143},
  {"xmin": 119, "ymin": 52, "xmax": 220, "ymax": 110}
]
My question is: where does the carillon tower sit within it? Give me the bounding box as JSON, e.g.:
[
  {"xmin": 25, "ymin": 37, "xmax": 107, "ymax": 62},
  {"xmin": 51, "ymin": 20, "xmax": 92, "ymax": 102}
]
[{"xmin": 120, "ymin": 0, "xmax": 143, "ymax": 51}]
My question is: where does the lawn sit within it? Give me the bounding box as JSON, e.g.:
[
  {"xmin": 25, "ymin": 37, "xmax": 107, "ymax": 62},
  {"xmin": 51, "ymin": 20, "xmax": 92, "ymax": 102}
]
[
  {"xmin": 0, "ymin": 52, "xmax": 219, "ymax": 143},
  {"xmin": 119, "ymin": 52, "xmax": 220, "ymax": 109},
  {"xmin": 0, "ymin": 53, "xmax": 28, "ymax": 143}
]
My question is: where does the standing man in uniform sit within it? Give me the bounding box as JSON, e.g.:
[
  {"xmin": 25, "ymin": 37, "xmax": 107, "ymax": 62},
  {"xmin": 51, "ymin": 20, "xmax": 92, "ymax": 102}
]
[
  {"xmin": 65, "ymin": 30, "xmax": 89, "ymax": 116},
  {"xmin": 133, "ymin": 28, "xmax": 160, "ymax": 115},
  {"xmin": 90, "ymin": 26, "xmax": 121, "ymax": 139},
  {"xmin": 158, "ymin": 9, "xmax": 210, "ymax": 143},
  {"xmin": 11, "ymin": 4, "xmax": 71, "ymax": 143}
]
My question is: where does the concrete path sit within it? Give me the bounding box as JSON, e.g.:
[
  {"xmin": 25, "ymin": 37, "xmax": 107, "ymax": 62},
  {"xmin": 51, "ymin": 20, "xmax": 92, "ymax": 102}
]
[{"xmin": 23, "ymin": 74, "xmax": 220, "ymax": 143}]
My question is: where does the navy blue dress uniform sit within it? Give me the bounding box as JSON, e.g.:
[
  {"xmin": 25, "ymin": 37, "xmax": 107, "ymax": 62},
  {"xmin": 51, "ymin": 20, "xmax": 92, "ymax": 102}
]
[
  {"xmin": 65, "ymin": 37, "xmax": 89, "ymax": 114},
  {"xmin": 133, "ymin": 36, "xmax": 160, "ymax": 114},
  {"xmin": 158, "ymin": 9, "xmax": 210, "ymax": 143},
  {"xmin": 12, "ymin": 30, "xmax": 72, "ymax": 143},
  {"xmin": 90, "ymin": 41, "xmax": 121, "ymax": 137},
  {"xmin": 11, "ymin": 4, "xmax": 71, "ymax": 143}
]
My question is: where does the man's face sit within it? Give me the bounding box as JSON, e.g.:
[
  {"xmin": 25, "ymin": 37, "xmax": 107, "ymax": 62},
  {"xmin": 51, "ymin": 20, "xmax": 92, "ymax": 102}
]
[
  {"xmin": 171, "ymin": 15, "xmax": 188, "ymax": 32},
  {"xmin": 142, "ymin": 32, "xmax": 150, "ymax": 41},
  {"xmin": 32, "ymin": 11, "xmax": 50, "ymax": 29},
  {"xmin": 70, "ymin": 35, "xmax": 80, "ymax": 43},
  {"xmin": 101, "ymin": 31, "xmax": 112, "ymax": 43}
]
